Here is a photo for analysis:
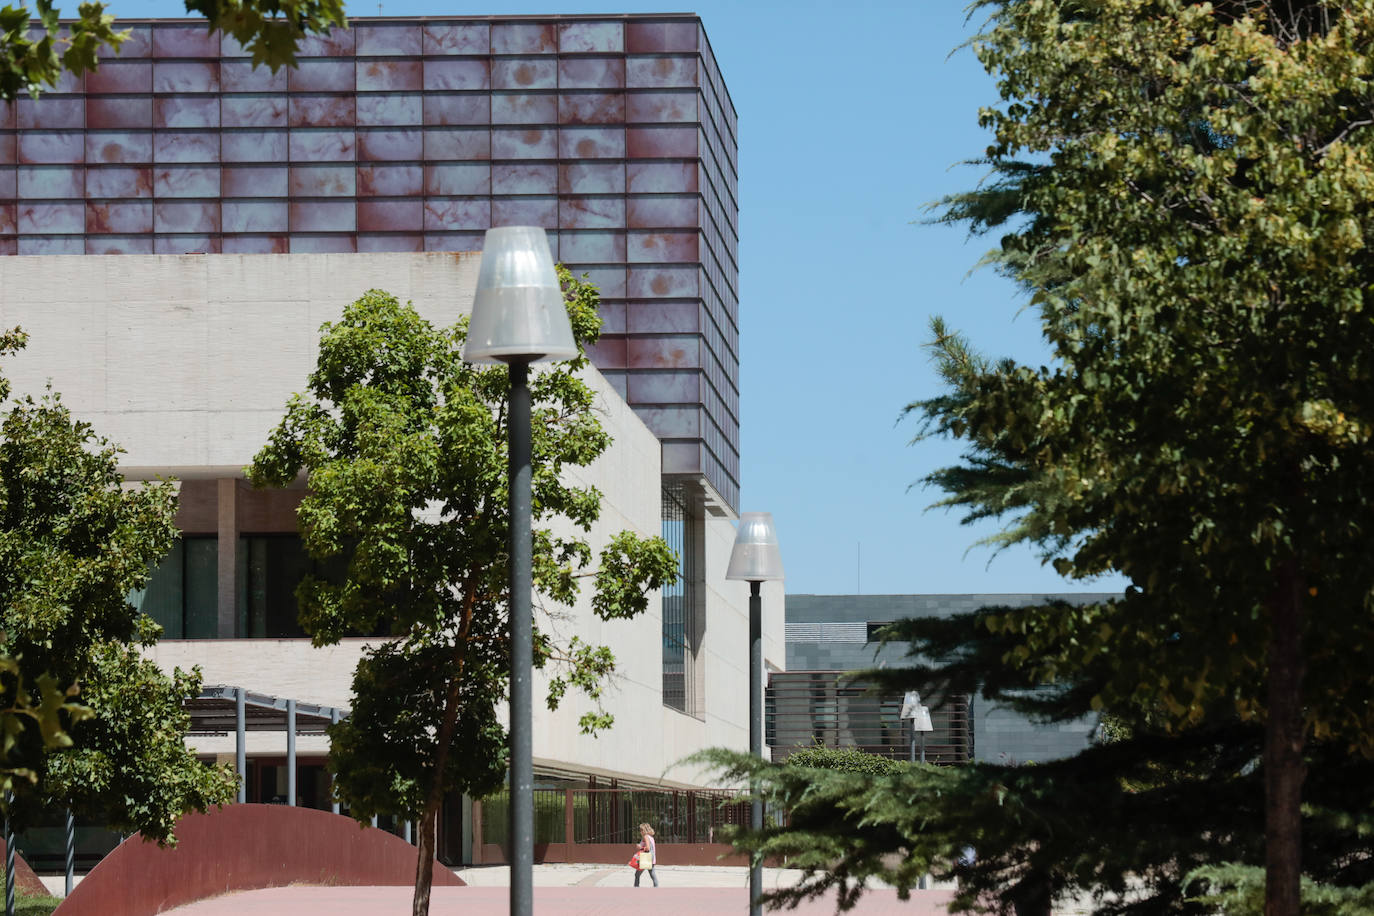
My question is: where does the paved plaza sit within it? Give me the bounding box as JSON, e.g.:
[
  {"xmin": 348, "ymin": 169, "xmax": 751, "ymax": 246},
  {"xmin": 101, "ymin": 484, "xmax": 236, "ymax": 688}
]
[
  {"xmin": 163, "ymin": 885, "xmax": 955, "ymax": 915},
  {"xmin": 158, "ymin": 864, "xmax": 958, "ymax": 914}
]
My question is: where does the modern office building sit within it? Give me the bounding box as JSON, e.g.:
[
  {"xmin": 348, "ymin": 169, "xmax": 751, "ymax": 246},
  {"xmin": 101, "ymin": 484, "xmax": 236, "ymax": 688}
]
[
  {"xmin": 0, "ymin": 13, "xmax": 765, "ymax": 865},
  {"xmin": 779, "ymin": 594, "xmax": 1118, "ymax": 765},
  {"xmin": 0, "ymin": 13, "xmax": 738, "ymax": 511}
]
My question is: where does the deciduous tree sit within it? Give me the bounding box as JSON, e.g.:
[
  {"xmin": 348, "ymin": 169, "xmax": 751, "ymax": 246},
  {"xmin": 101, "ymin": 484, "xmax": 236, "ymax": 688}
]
[
  {"xmin": 0, "ymin": 328, "xmax": 236, "ymax": 840},
  {"xmin": 249, "ymin": 276, "xmax": 677, "ymax": 916}
]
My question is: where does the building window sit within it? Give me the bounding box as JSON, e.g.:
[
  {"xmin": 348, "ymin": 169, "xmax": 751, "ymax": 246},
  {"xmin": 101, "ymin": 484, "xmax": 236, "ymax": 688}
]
[
  {"xmin": 239, "ymin": 534, "xmax": 364, "ymax": 639},
  {"xmin": 240, "ymin": 535, "xmax": 311, "ymax": 638},
  {"xmin": 132, "ymin": 536, "xmax": 218, "ymax": 639},
  {"xmin": 661, "ymin": 485, "xmax": 701, "ymax": 716}
]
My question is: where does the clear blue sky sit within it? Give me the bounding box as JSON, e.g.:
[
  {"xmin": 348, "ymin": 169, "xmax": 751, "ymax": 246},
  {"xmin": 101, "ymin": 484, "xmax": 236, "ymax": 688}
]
[{"xmin": 110, "ymin": 0, "xmax": 1128, "ymax": 598}]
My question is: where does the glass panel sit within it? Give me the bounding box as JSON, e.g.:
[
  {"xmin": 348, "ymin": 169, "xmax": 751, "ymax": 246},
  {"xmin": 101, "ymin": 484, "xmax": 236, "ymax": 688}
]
[
  {"xmin": 183, "ymin": 537, "xmax": 219, "ymax": 638},
  {"xmin": 244, "ymin": 536, "xmax": 268, "ymax": 638},
  {"xmin": 242, "ymin": 535, "xmax": 309, "ymax": 638},
  {"xmin": 135, "ymin": 539, "xmax": 184, "ymax": 639},
  {"xmin": 265, "ymin": 537, "xmax": 308, "ymax": 638},
  {"xmin": 235, "ymin": 532, "xmax": 248, "ymax": 637},
  {"xmin": 660, "ymin": 487, "xmax": 687, "ymax": 712}
]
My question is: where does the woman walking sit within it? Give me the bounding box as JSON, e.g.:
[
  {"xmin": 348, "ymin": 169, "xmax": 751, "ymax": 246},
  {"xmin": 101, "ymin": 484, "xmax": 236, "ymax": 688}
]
[{"xmin": 634, "ymin": 822, "xmax": 658, "ymax": 887}]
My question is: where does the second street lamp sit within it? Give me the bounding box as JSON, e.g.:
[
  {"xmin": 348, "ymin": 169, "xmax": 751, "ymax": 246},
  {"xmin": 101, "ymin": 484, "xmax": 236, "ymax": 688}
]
[
  {"xmin": 462, "ymin": 226, "xmax": 577, "ymax": 916},
  {"xmin": 725, "ymin": 512, "xmax": 784, "ymax": 916}
]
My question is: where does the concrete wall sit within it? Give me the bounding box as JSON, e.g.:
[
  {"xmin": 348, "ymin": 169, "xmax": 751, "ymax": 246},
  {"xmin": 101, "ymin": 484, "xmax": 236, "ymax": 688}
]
[
  {"xmin": 0, "ymin": 252, "xmax": 774, "ymax": 788},
  {"xmin": 0, "ymin": 252, "xmax": 483, "ymax": 476},
  {"xmin": 785, "ymin": 593, "xmax": 1118, "ymax": 764}
]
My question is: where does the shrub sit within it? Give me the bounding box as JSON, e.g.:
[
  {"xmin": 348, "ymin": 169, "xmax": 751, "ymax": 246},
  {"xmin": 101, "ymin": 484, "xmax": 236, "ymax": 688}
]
[{"xmin": 783, "ymin": 746, "xmax": 907, "ymax": 777}]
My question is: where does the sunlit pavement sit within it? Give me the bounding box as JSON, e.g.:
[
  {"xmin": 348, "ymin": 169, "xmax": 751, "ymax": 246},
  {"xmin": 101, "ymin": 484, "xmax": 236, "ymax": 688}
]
[
  {"xmin": 157, "ymin": 862, "xmax": 958, "ymax": 913},
  {"xmin": 453, "ymin": 863, "xmax": 950, "ymax": 889},
  {"xmin": 162, "ymin": 884, "xmax": 958, "ymax": 914}
]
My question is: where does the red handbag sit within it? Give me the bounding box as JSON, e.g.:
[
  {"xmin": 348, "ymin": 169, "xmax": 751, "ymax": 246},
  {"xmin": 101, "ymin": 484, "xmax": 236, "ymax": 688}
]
[{"xmin": 628, "ymin": 853, "xmax": 640, "ymax": 869}]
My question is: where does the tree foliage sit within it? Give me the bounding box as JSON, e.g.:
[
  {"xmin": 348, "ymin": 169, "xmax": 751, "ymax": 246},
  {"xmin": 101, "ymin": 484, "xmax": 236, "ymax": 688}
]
[
  {"xmin": 704, "ymin": 1, "xmax": 1374, "ymax": 912},
  {"xmin": 0, "ymin": 328, "xmax": 235, "ymax": 840},
  {"xmin": 703, "ymin": 720, "xmax": 1374, "ymax": 915},
  {"xmin": 249, "ymin": 274, "xmax": 677, "ymax": 915},
  {"xmin": 0, "ymin": 0, "xmax": 347, "ymax": 101},
  {"xmin": 1188, "ymin": 863, "xmax": 1374, "ymax": 916},
  {"xmin": 919, "ymin": 0, "xmax": 1374, "ymax": 742}
]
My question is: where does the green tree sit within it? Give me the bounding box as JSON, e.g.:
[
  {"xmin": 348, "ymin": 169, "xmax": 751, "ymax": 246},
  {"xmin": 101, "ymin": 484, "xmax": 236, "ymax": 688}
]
[
  {"xmin": 0, "ymin": 328, "xmax": 235, "ymax": 840},
  {"xmin": 705, "ymin": 1, "xmax": 1374, "ymax": 912},
  {"xmin": 249, "ymin": 276, "xmax": 677, "ymax": 916},
  {"xmin": 918, "ymin": 2, "xmax": 1374, "ymax": 911},
  {"xmin": 1, "ymin": 0, "xmax": 347, "ymax": 101},
  {"xmin": 0, "ymin": 659, "xmax": 88, "ymax": 802},
  {"xmin": 700, "ymin": 614, "xmax": 1374, "ymax": 915}
]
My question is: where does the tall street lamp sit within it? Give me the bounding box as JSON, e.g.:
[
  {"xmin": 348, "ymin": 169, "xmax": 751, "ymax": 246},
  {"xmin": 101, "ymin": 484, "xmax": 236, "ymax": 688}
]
[
  {"xmin": 900, "ymin": 690, "xmax": 934, "ymax": 764},
  {"xmin": 900, "ymin": 690, "xmax": 935, "ymax": 890},
  {"xmin": 725, "ymin": 512, "xmax": 784, "ymax": 916},
  {"xmin": 462, "ymin": 226, "xmax": 577, "ymax": 916}
]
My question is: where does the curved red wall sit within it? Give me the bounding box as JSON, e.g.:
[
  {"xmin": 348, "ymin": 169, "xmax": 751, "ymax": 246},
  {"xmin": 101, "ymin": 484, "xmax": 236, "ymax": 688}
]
[{"xmin": 54, "ymin": 804, "xmax": 462, "ymax": 916}]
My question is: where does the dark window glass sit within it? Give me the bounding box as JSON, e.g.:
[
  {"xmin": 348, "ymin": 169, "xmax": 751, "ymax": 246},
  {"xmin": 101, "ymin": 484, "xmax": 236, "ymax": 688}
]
[
  {"xmin": 138, "ymin": 540, "xmax": 185, "ymax": 639},
  {"xmin": 184, "ymin": 537, "xmax": 219, "ymax": 638},
  {"xmin": 242, "ymin": 535, "xmax": 310, "ymax": 638},
  {"xmin": 132, "ymin": 535, "xmax": 219, "ymax": 639},
  {"xmin": 661, "ymin": 485, "xmax": 700, "ymax": 715},
  {"xmin": 240, "ymin": 534, "xmax": 368, "ymax": 639}
]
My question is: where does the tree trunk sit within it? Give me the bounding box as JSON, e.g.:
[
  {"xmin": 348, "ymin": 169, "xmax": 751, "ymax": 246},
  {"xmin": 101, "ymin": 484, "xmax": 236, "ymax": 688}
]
[
  {"xmin": 411, "ymin": 687, "xmax": 462, "ymax": 916},
  {"xmin": 1010, "ymin": 870, "xmax": 1052, "ymax": 916},
  {"xmin": 412, "ymin": 586, "xmax": 478, "ymax": 916},
  {"xmin": 1264, "ymin": 557, "xmax": 1305, "ymax": 916},
  {"xmin": 412, "ymin": 801, "xmax": 440, "ymax": 916}
]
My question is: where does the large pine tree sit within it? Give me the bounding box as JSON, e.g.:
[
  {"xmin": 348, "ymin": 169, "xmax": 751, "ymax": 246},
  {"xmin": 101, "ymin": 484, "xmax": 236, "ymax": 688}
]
[{"xmin": 704, "ymin": 2, "xmax": 1374, "ymax": 914}]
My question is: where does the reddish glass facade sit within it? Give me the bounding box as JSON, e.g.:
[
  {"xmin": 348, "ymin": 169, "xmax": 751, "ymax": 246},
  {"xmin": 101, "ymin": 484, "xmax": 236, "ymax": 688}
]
[{"xmin": 0, "ymin": 14, "xmax": 740, "ymax": 510}]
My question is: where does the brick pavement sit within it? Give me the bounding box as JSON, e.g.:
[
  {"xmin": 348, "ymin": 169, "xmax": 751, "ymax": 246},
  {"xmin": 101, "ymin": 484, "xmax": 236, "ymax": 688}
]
[{"xmin": 164, "ymin": 885, "xmax": 957, "ymax": 914}]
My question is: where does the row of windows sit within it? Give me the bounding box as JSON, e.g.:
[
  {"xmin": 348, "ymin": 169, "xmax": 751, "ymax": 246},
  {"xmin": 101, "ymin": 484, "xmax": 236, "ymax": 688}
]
[
  {"xmin": 129, "ymin": 535, "xmax": 340, "ymax": 639},
  {"xmin": 137, "ymin": 516, "xmax": 712, "ymax": 715}
]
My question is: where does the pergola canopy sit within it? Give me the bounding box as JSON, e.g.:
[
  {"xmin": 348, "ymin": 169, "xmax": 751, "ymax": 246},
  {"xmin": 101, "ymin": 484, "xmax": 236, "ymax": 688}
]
[{"xmin": 186, "ymin": 685, "xmax": 347, "ymax": 736}]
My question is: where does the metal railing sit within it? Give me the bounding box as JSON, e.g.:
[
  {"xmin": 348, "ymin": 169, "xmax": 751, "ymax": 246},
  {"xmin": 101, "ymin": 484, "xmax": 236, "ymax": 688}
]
[
  {"xmin": 767, "ymin": 671, "xmax": 973, "ymax": 765},
  {"xmin": 478, "ymin": 787, "xmax": 749, "ymax": 847}
]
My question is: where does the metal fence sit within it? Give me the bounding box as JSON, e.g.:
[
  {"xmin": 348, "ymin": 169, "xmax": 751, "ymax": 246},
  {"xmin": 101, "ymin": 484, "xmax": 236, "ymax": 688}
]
[
  {"xmin": 767, "ymin": 671, "xmax": 973, "ymax": 765},
  {"xmin": 478, "ymin": 787, "xmax": 749, "ymax": 847}
]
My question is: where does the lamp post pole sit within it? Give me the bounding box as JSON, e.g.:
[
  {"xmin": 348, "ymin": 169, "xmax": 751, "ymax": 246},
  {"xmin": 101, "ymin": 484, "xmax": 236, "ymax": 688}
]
[
  {"xmin": 725, "ymin": 512, "xmax": 783, "ymax": 916},
  {"xmin": 507, "ymin": 358, "xmax": 534, "ymax": 916},
  {"xmin": 748, "ymin": 579, "xmax": 763, "ymax": 916},
  {"xmin": 462, "ymin": 225, "xmax": 578, "ymax": 916}
]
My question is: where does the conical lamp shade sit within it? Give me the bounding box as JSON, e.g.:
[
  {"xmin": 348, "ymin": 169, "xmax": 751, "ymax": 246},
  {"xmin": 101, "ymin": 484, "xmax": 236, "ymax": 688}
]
[
  {"xmin": 725, "ymin": 512, "xmax": 784, "ymax": 581},
  {"xmin": 463, "ymin": 226, "xmax": 578, "ymax": 364}
]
